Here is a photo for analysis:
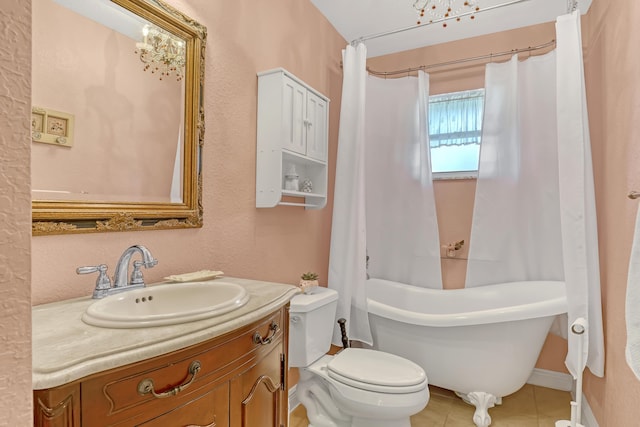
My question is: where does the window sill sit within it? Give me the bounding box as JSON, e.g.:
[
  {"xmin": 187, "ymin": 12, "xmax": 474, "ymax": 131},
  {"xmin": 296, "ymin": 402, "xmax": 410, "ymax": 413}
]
[{"xmin": 433, "ymin": 171, "xmax": 478, "ymax": 181}]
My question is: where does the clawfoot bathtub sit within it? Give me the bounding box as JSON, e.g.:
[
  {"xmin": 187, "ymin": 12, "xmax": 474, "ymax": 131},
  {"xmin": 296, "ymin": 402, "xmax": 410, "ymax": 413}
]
[{"xmin": 366, "ymin": 278, "xmax": 567, "ymax": 427}]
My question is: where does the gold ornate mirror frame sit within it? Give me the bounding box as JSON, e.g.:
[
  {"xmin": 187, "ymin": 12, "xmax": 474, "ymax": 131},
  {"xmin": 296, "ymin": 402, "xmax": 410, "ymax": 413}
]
[{"xmin": 32, "ymin": 0, "xmax": 206, "ymax": 236}]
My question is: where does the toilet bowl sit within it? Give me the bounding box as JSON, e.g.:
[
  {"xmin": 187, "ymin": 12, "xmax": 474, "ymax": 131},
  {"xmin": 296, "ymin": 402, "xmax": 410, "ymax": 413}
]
[{"xmin": 289, "ymin": 287, "xmax": 429, "ymax": 427}]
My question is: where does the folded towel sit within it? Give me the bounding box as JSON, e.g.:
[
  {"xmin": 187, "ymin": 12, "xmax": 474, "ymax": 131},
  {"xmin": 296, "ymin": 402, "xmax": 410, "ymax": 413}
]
[
  {"xmin": 626, "ymin": 206, "xmax": 640, "ymax": 380},
  {"xmin": 164, "ymin": 270, "xmax": 224, "ymax": 282}
]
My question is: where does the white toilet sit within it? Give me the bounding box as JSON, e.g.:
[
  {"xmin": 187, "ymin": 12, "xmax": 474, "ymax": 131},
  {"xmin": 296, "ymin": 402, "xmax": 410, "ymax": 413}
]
[{"xmin": 289, "ymin": 287, "xmax": 429, "ymax": 427}]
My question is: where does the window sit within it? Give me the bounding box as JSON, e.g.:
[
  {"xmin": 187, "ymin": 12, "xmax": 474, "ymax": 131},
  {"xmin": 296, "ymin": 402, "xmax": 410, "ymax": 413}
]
[{"xmin": 429, "ymin": 89, "xmax": 484, "ymax": 178}]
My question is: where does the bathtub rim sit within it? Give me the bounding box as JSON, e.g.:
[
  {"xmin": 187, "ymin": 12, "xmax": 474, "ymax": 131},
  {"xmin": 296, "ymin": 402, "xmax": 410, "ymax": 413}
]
[{"xmin": 366, "ymin": 279, "xmax": 567, "ymax": 327}]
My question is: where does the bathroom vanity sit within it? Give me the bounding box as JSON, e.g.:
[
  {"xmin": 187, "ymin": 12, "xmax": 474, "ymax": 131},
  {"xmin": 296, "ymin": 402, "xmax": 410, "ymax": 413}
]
[{"xmin": 33, "ymin": 277, "xmax": 298, "ymax": 427}]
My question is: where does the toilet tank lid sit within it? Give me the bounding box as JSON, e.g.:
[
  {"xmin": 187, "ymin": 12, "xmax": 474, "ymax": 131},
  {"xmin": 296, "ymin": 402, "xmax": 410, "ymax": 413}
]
[{"xmin": 290, "ymin": 287, "xmax": 338, "ymax": 313}]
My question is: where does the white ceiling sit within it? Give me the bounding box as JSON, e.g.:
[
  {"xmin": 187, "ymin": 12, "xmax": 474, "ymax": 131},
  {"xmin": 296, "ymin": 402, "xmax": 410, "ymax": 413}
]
[{"xmin": 310, "ymin": 0, "xmax": 592, "ymax": 57}]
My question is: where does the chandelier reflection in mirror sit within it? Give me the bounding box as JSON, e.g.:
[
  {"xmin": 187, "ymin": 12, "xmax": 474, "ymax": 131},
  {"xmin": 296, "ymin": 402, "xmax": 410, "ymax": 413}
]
[
  {"xmin": 135, "ymin": 24, "xmax": 186, "ymax": 81},
  {"xmin": 413, "ymin": 0, "xmax": 480, "ymax": 26}
]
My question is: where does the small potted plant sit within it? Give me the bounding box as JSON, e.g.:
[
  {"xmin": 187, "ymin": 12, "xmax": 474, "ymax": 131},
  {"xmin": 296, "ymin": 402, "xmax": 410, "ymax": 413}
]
[{"xmin": 299, "ymin": 272, "xmax": 319, "ymax": 294}]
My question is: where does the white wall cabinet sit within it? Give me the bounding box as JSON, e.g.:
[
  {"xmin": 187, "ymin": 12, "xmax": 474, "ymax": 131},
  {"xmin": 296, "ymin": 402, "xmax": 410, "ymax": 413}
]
[{"xmin": 256, "ymin": 68, "xmax": 329, "ymax": 209}]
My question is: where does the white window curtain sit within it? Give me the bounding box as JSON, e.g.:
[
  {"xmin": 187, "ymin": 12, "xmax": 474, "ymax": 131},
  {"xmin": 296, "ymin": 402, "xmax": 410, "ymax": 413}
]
[
  {"xmin": 429, "ymin": 89, "xmax": 484, "ymax": 147},
  {"xmin": 364, "ymin": 71, "xmax": 442, "ymax": 289},
  {"xmin": 328, "ymin": 42, "xmax": 372, "ymax": 346}
]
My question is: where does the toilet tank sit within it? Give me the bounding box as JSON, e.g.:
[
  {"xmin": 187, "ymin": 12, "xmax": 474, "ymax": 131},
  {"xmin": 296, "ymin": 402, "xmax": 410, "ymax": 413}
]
[{"xmin": 288, "ymin": 286, "xmax": 339, "ymax": 367}]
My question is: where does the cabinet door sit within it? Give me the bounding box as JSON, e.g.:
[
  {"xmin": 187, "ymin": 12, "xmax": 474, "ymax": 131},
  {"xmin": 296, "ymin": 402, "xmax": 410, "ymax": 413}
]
[
  {"xmin": 230, "ymin": 347, "xmax": 286, "ymax": 427},
  {"xmin": 305, "ymin": 91, "xmax": 328, "ymax": 162},
  {"xmin": 282, "ymin": 76, "xmax": 306, "ymax": 155}
]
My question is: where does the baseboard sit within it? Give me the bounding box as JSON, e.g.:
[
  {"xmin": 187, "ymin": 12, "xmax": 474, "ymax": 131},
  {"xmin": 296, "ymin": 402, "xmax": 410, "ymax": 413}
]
[
  {"xmin": 289, "ymin": 384, "xmax": 300, "ymax": 413},
  {"xmin": 527, "ymin": 368, "xmax": 573, "ymax": 391}
]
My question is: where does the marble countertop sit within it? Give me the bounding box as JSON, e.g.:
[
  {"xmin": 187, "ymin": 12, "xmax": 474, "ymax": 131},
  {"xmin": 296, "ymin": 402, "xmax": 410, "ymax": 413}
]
[{"xmin": 33, "ymin": 277, "xmax": 299, "ymax": 390}]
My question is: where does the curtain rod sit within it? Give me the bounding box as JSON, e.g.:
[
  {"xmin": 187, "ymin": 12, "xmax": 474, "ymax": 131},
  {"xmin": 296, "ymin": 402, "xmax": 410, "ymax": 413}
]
[
  {"xmin": 366, "ymin": 39, "xmax": 556, "ymax": 77},
  {"xmin": 351, "ymin": 0, "xmax": 532, "ymax": 45}
]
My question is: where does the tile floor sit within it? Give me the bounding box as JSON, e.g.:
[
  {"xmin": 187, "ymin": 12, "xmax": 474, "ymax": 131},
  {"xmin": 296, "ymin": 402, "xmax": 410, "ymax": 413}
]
[{"xmin": 289, "ymin": 384, "xmax": 571, "ymax": 427}]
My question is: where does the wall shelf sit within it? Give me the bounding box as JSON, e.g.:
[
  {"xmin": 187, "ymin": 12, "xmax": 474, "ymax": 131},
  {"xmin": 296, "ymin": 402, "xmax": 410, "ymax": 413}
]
[
  {"xmin": 281, "ymin": 189, "xmax": 325, "ymax": 198},
  {"xmin": 256, "ymin": 68, "xmax": 329, "ymax": 210}
]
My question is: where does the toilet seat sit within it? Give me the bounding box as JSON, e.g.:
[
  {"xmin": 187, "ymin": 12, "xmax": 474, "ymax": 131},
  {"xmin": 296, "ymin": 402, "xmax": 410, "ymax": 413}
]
[{"xmin": 327, "ymin": 348, "xmax": 428, "ymax": 394}]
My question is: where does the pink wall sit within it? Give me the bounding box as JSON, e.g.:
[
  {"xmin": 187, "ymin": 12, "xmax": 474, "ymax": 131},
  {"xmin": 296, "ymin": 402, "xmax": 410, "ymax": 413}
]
[
  {"xmin": 580, "ymin": 0, "xmax": 640, "ymax": 423},
  {"xmin": 31, "ymin": 0, "xmax": 181, "ymax": 201},
  {"xmin": 0, "ymin": 0, "xmax": 32, "ymax": 423},
  {"xmin": 30, "ymin": 0, "xmax": 346, "ymax": 305}
]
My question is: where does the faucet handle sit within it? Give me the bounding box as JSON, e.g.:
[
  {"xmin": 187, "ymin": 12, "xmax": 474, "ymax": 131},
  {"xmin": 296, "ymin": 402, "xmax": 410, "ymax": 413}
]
[
  {"xmin": 130, "ymin": 254, "xmax": 158, "ymax": 286},
  {"xmin": 130, "ymin": 261, "xmax": 146, "ymax": 286},
  {"xmin": 77, "ymin": 264, "xmax": 112, "ymax": 298}
]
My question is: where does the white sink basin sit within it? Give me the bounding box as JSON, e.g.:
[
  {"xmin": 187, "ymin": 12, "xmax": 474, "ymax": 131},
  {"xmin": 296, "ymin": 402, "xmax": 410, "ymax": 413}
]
[{"xmin": 82, "ymin": 281, "xmax": 250, "ymax": 328}]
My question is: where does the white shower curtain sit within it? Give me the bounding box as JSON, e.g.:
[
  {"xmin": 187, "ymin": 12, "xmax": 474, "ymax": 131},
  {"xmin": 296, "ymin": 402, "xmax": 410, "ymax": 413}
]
[
  {"xmin": 467, "ymin": 12, "xmax": 604, "ymax": 378},
  {"xmin": 365, "ymin": 71, "xmax": 442, "ymax": 288},
  {"xmin": 328, "ymin": 42, "xmax": 372, "ymax": 346},
  {"xmin": 466, "ymin": 53, "xmax": 564, "ymax": 287},
  {"xmin": 556, "ymin": 11, "xmax": 604, "ymax": 378}
]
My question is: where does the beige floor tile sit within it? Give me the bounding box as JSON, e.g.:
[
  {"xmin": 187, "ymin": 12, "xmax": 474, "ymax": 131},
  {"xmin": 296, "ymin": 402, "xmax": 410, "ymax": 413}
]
[
  {"xmin": 411, "ymin": 411, "xmax": 447, "ymax": 427},
  {"xmin": 490, "ymin": 415, "xmax": 539, "ymax": 427},
  {"xmin": 430, "ymin": 385, "xmax": 459, "ymax": 399},
  {"xmin": 288, "ymin": 384, "xmax": 572, "ymax": 427},
  {"xmin": 492, "ymin": 384, "xmax": 537, "ymax": 418},
  {"xmin": 533, "ymin": 386, "xmax": 571, "ymax": 419},
  {"xmin": 443, "ymin": 414, "xmax": 478, "ymax": 427},
  {"xmin": 444, "ymin": 399, "xmax": 477, "ymax": 426},
  {"xmin": 290, "ymin": 404, "xmax": 309, "ymax": 427},
  {"xmin": 412, "ymin": 393, "xmax": 454, "ymax": 427},
  {"xmin": 538, "ymin": 415, "xmax": 566, "ymax": 426}
]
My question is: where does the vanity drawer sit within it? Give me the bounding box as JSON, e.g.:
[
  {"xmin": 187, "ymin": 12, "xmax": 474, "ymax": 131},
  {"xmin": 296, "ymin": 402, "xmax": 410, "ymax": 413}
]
[
  {"xmin": 81, "ymin": 309, "xmax": 285, "ymax": 426},
  {"xmin": 137, "ymin": 381, "xmax": 229, "ymax": 427}
]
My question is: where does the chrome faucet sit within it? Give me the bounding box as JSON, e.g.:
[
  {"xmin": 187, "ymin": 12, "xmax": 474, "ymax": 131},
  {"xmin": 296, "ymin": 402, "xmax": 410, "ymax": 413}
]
[
  {"xmin": 113, "ymin": 245, "xmax": 158, "ymax": 289},
  {"xmin": 77, "ymin": 245, "xmax": 158, "ymax": 299}
]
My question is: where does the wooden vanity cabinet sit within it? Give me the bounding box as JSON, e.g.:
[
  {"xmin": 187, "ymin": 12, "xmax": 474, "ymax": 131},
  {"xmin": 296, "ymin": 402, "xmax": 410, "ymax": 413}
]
[{"xmin": 34, "ymin": 306, "xmax": 289, "ymax": 427}]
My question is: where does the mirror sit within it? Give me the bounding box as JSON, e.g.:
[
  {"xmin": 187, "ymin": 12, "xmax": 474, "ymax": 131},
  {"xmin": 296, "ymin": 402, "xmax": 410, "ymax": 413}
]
[{"xmin": 31, "ymin": 0, "xmax": 206, "ymax": 235}]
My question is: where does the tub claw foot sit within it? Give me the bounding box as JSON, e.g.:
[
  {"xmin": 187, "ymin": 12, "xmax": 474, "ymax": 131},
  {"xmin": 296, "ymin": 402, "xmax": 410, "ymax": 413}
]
[{"xmin": 467, "ymin": 391, "xmax": 497, "ymax": 427}]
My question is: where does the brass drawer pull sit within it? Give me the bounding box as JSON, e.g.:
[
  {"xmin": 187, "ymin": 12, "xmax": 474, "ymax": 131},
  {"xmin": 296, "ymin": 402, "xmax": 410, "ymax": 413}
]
[
  {"xmin": 137, "ymin": 360, "xmax": 201, "ymax": 398},
  {"xmin": 185, "ymin": 418, "xmax": 216, "ymax": 427},
  {"xmin": 253, "ymin": 321, "xmax": 279, "ymax": 345}
]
